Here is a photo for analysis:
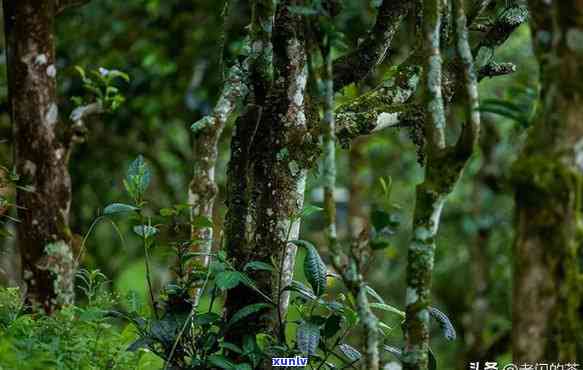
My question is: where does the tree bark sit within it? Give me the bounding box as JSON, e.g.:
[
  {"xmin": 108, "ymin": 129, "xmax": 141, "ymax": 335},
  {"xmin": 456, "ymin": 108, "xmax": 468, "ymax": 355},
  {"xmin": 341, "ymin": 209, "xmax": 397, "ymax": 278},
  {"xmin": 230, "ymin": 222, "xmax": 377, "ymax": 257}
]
[
  {"xmin": 512, "ymin": 0, "xmax": 583, "ymax": 363},
  {"xmin": 3, "ymin": 0, "xmax": 75, "ymax": 313},
  {"xmin": 188, "ymin": 61, "xmax": 249, "ymax": 305},
  {"xmin": 223, "ymin": 0, "xmax": 318, "ymax": 343},
  {"xmin": 403, "ymin": 0, "xmax": 480, "ymax": 368}
]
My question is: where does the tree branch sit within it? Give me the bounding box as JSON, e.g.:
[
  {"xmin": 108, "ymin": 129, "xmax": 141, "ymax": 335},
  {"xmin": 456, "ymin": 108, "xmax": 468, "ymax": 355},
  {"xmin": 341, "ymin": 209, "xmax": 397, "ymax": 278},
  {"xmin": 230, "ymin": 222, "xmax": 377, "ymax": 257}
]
[
  {"xmin": 404, "ymin": 2, "xmax": 481, "ymax": 368},
  {"xmin": 332, "ymin": 0, "xmax": 413, "ymax": 90},
  {"xmin": 478, "ymin": 61, "xmax": 517, "ymax": 81},
  {"xmin": 332, "ymin": 2, "xmax": 527, "ymax": 148},
  {"xmin": 455, "ymin": 0, "xmax": 481, "ymax": 158}
]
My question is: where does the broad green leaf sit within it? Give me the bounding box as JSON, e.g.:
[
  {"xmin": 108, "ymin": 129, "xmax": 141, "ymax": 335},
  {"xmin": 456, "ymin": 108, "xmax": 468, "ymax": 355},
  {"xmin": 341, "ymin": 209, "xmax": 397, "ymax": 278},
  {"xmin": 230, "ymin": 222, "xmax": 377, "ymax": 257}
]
[
  {"xmin": 323, "ymin": 314, "xmax": 342, "ymax": 338},
  {"xmin": 104, "ymin": 203, "xmax": 139, "ymax": 215},
  {"xmin": 133, "ymin": 225, "xmax": 158, "ymax": 238},
  {"xmin": 291, "ymin": 240, "xmax": 327, "ymax": 296},
  {"xmin": 296, "ymin": 321, "xmax": 320, "ymax": 356},
  {"xmin": 125, "ymin": 155, "xmax": 151, "ymax": 197},
  {"xmin": 127, "ymin": 337, "xmax": 154, "ymax": 352},
  {"xmin": 234, "ymin": 364, "xmax": 253, "ymax": 370},
  {"xmin": 243, "ymin": 261, "xmax": 274, "ymax": 272},
  {"xmin": 283, "ymin": 280, "xmax": 317, "ymax": 301},
  {"xmin": 287, "ymin": 5, "xmax": 319, "ymax": 16},
  {"xmin": 208, "ymin": 354, "xmax": 236, "ymax": 369},
  {"xmin": 227, "ymin": 303, "xmax": 271, "ymax": 328},
  {"xmin": 215, "ymin": 271, "xmax": 241, "ymax": 290},
  {"xmin": 221, "ymin": 342, "xmax": 243, "ymax": 354},
  {"xmin": 338, "ymin": 343, "xmax": 361, "ymax": 362},
  {"xmin": 193, "ymin": 312, "xmax": 221, "ymax": 326}
]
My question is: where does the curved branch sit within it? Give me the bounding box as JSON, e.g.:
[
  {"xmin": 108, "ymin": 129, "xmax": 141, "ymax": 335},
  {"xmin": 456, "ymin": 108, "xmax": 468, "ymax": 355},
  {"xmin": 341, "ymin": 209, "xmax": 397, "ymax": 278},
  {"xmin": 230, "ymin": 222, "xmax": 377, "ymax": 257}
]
[
  {"xmin": 332, "ymin": 2, "xmax": 527, "ymax": 147},
  {"xmin": 332, "ymin": 0, "xmax": 413, "ymax": 90}
]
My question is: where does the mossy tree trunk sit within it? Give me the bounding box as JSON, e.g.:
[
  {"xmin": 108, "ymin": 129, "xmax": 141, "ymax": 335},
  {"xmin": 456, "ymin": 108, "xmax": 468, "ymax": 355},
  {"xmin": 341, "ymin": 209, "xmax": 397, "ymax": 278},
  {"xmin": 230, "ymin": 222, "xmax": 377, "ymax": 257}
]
[
  {"xmin": 2, "ymin": 0, "xmax": 82, "ymax": 313},
  {"xmin": 512, "ymin": 0, "xmax": 583, "ymax": 363},
  {"xmin": 223, "ymin": 0, "xmax": 317, "ymax": 343},
  {"xmin": 403, "ymin": 0, "xmax": 480, "ymax": 368}
]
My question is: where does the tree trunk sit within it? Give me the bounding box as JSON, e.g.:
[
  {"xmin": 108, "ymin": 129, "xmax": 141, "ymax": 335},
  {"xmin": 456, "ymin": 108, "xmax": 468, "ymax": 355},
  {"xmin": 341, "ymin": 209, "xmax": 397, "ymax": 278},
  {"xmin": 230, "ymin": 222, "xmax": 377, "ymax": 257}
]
[
  {"xmin": 223, "ymin": 0, "xmax": 317, "ymax": 343},
  {"xmin": 403, "ymin": 0, "xmax": 480, "ymax": 368},
  {"xmin": 512, "ymin": 0, "xmax": 583, "ymax": 362},
  {"xmin": 3, "ymin": 0, "xmax": 75, "ymax": 313}
]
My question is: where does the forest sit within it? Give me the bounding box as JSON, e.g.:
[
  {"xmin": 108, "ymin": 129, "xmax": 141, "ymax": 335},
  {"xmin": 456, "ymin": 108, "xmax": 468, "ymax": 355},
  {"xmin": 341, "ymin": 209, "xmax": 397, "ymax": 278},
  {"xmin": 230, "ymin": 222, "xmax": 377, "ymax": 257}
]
[{"xmin": 0, "ymin": 0, "xmax": 581, "ymax": 369}]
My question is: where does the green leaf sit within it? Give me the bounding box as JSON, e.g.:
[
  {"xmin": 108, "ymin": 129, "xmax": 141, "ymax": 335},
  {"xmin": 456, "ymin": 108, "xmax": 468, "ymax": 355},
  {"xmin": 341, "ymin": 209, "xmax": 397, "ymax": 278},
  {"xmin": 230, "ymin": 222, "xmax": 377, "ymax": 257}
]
[
  {"xmin": 133, "ymin": 225, "xmax": 159, "ymax": 238},
  {"xmin": 104, "ymin": 203, "xmax": 139, "ymax": 215},
  {"xmin": 371, "ymin": 209, "xmax": 392, "ymax": 231},
  {"xmin": 107, "ymin": 69, "xmax": 130, "ymax": 82},
  {"xmin": 234, "ymin": 364, "xmax": 253, "ymax": 370},
  {"xmin": 296, "ymin": 321, "xmax": 320, "ymax": 355},
  {"xmin": 215, "ymin": 271, "xmax": 241, "ymax": 290},
  {"xmin": 300, "ymin": 204, "xmax": 323, "ymax": 218},
  {"xmin": 364, "ymin": 285, "xmax": 385, "ymax": 304},
  {"xmin": 378, "ymin": 321, "xmax": 393, "ymax": 335},
  {"xmin": 191, "ymin": 215, "xmax": 213, "ymax": 228},
  {"xmin": 125, "ymin": 155, "xmax": 151, "ymax": 198},
  {"xmin": 283, "ymin": 280, "xmax": 317, "ymax": 301},
  {"xmin": 127, "ymin": 337, "xmax": 154, "ymax": 352},
  {"xmin": 287, "ymin": 5, "xmax": 319, "ymax": 16},
  {"xmin": 338, "ymin": 343, "xmax": 361, "ymax": 362},
  {"xmin": 193, "ymin": 312, "xmax": 221, "ymax": 326},
  {"xmin": 208, "ymin": 354, "xmax": 236, "ymax": 369},
  {"xmin": 323, "ymin": 314, "xmax": 342, "ymax": 338},
  {"xmin": 227, "ymin": 303, "xmax": 271, "ymax": 328},
  {"xmin": 291, "ymin": 240, "xmax": 327, "ymax": 296},
  {"xmin": 243, "ymin": 261, "xmax": 274, "ymax": 272},
  {"xmin": 429, "ymin": 306, "xmax": 456, "ymax": 341},
  {"xmin": 221, "ymin": 342, "xmax": 243, "ymax": 354},
  {"xmin": 369, "ymin": 302, "xmax": 405, "ymax": 318},
  {"xmin": 159, "ymin": 208, "xmax": 176, "ymax": 217}
]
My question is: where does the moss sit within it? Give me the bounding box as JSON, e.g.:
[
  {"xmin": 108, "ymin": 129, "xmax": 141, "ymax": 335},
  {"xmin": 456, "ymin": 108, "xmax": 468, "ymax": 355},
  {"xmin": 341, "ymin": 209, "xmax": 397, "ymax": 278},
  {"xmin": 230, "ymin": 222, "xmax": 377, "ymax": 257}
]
[{"xmin": 511, "ymin": 154, "xmax": 579, "ymax": 211}]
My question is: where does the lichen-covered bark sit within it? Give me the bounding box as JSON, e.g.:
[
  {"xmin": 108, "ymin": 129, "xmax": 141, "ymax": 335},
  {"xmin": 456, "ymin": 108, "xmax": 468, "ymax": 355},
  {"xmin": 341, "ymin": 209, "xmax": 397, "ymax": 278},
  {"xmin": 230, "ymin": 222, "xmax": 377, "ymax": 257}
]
[
  {"xmin": 512, "ymin": 0, "xmax": 583, "ymax": 363},
  {"xmin": 3, "ymin": 0, "xmax": 74, "ymax": 313},
  {"xmin": 403, "ymin": 1, "xmax": 480, "ymax": 368},
  {"xmin": 329, "ymin": 230, "xmax": 380, "ymax": 370},
  {"xmin": 223, "ymin": 0, "xmax": 318, "ymax": 343},
  {"xmin": 321, "ymin": 37, "xmax": 337, "ymax": 249},
  {"xmin": 334, "ymin": 1, "xmax": 525, "ymax": 148},
  {"xmin": 188, "ymin": 61, "xmax": 249, "ymax": 304},
  {"xmin": 188, "ymin": 1, "xmax": 273, "ymax": 305}
]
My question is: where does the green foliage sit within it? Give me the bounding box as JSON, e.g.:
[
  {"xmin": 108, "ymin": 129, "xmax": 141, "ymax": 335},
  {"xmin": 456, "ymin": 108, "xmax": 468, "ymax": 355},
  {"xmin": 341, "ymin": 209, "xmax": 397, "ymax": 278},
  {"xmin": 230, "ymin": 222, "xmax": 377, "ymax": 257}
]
[
  {"xmin": 290, "ymin": 240, "xmax": 327, "ymax": 297},
  {"xmin": 479, "ymin": 85, "xmax": 537, "ymax": 127},
  {"xmin": 0, "ymin": 286, "xmax": 144, "ymax": 370},
  {"xmin": 72, "ymin": 66, "xmax": 129, "ymax": 112},
  {"xmin": 104, "ymin": 203, "xmax": 141, "ymax": 215},
  {"xmin": 123, "ymin": 155, "xmax": 152, "ymax": 204},
  {"xmin": 296, "ymin": 321, "xmax": 320, "ymax": 355}
]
